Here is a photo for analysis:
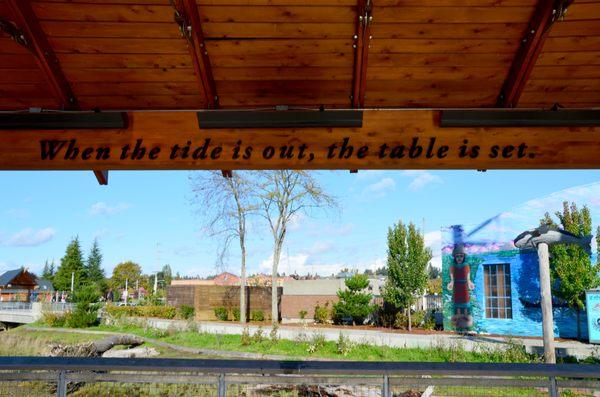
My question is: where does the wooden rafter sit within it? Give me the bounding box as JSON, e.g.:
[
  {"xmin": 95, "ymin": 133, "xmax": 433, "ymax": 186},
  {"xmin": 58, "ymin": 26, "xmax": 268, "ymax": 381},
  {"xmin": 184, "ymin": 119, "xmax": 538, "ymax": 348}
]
[
  {"xmin": 93, "ymin": 170, "xmax": 109, "ymax": 186},
  {"xmin": 497, "ymin": 0, "xmax": 573, "ymax": 107},
  {"xmin": 172, "ymin": 0, "xmax": 218, "ymax": 109},
  {"xmin": 351, "ymin": 0, "xmax": 372, "ymax": 108},
  {"xmin": 6, "ymin": 0, "xmax": 78, "ymax": 110}
]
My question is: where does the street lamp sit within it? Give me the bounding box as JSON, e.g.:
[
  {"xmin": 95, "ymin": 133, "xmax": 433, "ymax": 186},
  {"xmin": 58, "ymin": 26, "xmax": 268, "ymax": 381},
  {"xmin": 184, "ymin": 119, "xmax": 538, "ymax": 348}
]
[{"xmin": 514, "ymin": 225, "xmax": 592, "ymax": 363}]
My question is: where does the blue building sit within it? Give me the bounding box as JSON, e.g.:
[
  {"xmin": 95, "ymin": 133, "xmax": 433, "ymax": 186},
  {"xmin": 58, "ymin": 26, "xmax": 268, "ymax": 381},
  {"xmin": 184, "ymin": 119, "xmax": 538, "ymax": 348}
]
[{"xmin": 442, "ymin": 238, "xmax": 597, "ymax": 339}]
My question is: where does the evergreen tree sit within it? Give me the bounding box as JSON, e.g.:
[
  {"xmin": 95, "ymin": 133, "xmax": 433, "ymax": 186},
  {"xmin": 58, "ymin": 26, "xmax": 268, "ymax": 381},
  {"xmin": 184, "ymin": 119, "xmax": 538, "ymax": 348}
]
[
  {"xmin": 332, "ymin": 273, "xmax": 375, "ymax": 325},
  {"xmin": 86, "ymin": 239, "xmax": 105, "ymax": 287},
  {"xmin": 53, "ymin": 237, "xmax": 86, "ymax": 292},
  {"xmin": 161, "ymin": 264, "xmax": 173, "ymax": 286},
  {"xmin": 41, "ymin": 260, "xmax": 54, "ymax": 282},
  {"xmin": 541, "ymin": 202, "xmax": 599, "ymax": 339},
  {"xmin": 382, "ymin": 221, "xmax": 432, "ymax": 331}
]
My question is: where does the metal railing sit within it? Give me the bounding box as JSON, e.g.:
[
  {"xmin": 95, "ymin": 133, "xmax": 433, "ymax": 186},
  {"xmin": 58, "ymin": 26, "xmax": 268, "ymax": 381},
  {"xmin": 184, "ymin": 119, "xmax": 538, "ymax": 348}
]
[
  {"xmin": 0, "ymin": 302, "xmax": 32, "ymax": 311},
  {"xmin": 0, "ymin": 357, "xmax": 598, "ymax": 397},
  {"xmin": 42, "ymin": 302, "xmax": 75, "ymax": 313}
]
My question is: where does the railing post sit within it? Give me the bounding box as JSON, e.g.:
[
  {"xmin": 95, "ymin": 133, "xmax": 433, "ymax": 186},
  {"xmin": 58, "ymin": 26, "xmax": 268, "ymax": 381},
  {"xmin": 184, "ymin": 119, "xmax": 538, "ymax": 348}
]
[
  {"xmin": 218, "ymin": 373, "xmax": 226, "ymax": 397},
  {"xmin": 382, "ymin": 375, "xmax": 390, "ymax": 397},
  {"xmin": 56, "ymin": 370, "xmax": 67, "ymax": 397},
  {"xmin": 548, "ymin": 376, "xmax": 558, "ymax": 397}
]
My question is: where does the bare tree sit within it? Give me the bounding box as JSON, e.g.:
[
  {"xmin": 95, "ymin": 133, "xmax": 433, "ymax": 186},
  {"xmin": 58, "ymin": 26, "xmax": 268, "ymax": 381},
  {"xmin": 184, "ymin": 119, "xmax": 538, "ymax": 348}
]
[
  {"xmin": 257, "ymin": 171, "xmax": 337, "ymax": 324},
  {"xmin": 190, "ymin": 171, "xmax": 257, "ymax": 323}
]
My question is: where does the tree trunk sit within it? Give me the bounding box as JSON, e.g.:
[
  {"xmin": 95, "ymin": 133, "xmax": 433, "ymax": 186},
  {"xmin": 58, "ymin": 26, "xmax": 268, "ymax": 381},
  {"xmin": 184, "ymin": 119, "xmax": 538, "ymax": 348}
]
[
  {"xmin": 240, "ymin": 241, "xmax": 247, "ymax": 324},
  {"xmin": 407, "ymin": 307, "xmax": 412, "ymax": 332},
  {"xmin": 271, "ymin": 243, "xmax": 282, "ymax": 325},
  {"xmin": 50, "ymin": 335, "xmax": 143, "ymax": 357}
]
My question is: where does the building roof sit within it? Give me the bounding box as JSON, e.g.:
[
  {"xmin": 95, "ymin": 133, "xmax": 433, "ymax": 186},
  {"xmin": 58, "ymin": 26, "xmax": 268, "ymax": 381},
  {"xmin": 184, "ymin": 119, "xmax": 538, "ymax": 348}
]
[
  {"xmin": 35, "ymin": 278, "xmax": 54, "ymax": 292},
  {"xmin": 0, "ymin": 269, "xmax": 22, "ymax": 287}
]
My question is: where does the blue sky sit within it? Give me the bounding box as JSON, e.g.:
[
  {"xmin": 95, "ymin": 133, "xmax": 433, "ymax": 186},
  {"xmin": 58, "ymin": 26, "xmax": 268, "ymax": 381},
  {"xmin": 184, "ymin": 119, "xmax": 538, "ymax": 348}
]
[{"xmin": 1, "ymin": 170, "xmax": 600, "ymax": 278}]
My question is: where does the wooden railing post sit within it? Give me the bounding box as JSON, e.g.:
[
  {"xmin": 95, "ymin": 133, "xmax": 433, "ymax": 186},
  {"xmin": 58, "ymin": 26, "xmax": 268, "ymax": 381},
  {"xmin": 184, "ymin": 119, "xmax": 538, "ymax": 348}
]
[
  {"xmin": 56, "ymin": 370, "xmax": 67, "ymax": 397},
  {"xmin": 548, "ymin": 376, "xmax": 558, "ymax": 397},
  {"xmin": 218, "ymin": 373, "xmax": 226, "ymax": 397},
  {"xmin": 382, "ymin": 374, "xmax": 390, "ymax": 397}
]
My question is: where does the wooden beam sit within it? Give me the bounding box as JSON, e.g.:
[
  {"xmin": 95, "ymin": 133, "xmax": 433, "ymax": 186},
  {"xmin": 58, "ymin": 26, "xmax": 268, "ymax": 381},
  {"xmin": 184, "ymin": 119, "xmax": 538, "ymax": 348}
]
[
  {"xmin": 221, "ymin": 170, "xmax": 233, "ymax": 178},
  {"xmin": 6, "ymin": 0, "xmax": 77, "ymax": 110},
  {"xmin": 497, "ymin": 0, "xmax": 572, "ymax": 107},
  {"xmin": 93, "ymin": 170, "xmax": 109, "ymax": 186},
  {"xmin": 1, "ymin": 109, "xmax": 599, "ymax": 170},
  {"xmin": 351, "ymin": 0, "xmax": 372, "ymax": 108},
  {"xmin": 173, "ymin": 0, "xmax": 218, "ymax": 109}
]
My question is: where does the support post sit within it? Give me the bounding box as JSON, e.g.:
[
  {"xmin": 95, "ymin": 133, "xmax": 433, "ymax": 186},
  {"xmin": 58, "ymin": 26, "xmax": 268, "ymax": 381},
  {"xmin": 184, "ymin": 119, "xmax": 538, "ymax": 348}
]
[
  {"xmin": 382, "ymin": 374, "xmax": 390, "ymax": 397},
  {"xmin": 537, "ymin": 242, "xmax": 556, "ymax": 363},
  {"xmin": 93, "ymin": 170, "xmax": 109, "ymax": 185},
  {"xmin": 56, "ymin": 370, "xmax": 66, "ymax": 397},
  {"xmin": 218, "ymin": 373, "xmax": 226, "ymax": 397}
]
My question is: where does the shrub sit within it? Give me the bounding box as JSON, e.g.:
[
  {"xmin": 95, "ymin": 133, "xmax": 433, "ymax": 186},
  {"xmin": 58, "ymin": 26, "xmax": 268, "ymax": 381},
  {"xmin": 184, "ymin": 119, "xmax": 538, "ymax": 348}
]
[
  {"xmin": 269, "ymin": 324, "xmax": 279, "ymax": 344},
  {"xmin": 252, "ymin": 326, "xmax": 265, "ymax": 343},
  {"xmin": 394, "ymin": 310, "xmax": 427, "ymax": 330},
  {"xmin": 307, "ymin": 332, "xmax": 326, "ymax": 354},
  {"xmin": 299, "ymin": 310, "xmax": 307, "ymax": 320},
  {"xmin": 250, "ymin": 310, "xmax": 264, "ymax": 322},
  {"xmin": 332, "ymin": 274, "xmax": 376, "ymax": 325},
  {"xmin": 241, "ymin": 327, "xmax": 251, "ymax": 346},
  {"xmin": 138, "ymin": 305, "xmax": 177, "ymax": 319},
  {"xmin": 314, "ymin": 302, "xmax": 330, "ymax": 324},
  {"xmin": 214, "ymin": 307, "xmax": 228, "ymax": 321},
  {"xmin": 179, "ymin": 305, "xmax": 195, "ymax": 320},
  {"xmin": 232, "ymin": 308, "xmax": 240, "ymax": 322},
  {"xmin": 336, "ymin": 332, "xmax": 353, "ymax": 356},
  {"xmin": 42, "ymin": 311, "xmax": 67, "ymax": 328}
]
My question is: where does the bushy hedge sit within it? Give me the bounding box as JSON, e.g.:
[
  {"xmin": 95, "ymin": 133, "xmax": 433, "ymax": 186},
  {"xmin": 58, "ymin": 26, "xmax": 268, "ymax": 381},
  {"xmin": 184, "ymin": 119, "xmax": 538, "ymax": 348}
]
[{"xmin": 105, "ymin": 305, "xmax": 177, "ymax": 319}]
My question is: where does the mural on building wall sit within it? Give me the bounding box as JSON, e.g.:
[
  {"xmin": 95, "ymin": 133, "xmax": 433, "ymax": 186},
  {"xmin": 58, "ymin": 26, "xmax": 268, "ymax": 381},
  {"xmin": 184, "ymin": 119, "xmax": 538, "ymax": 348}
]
[{"xmin": 439, "ymin": 183, "xmax": 600, "ymax": 338}]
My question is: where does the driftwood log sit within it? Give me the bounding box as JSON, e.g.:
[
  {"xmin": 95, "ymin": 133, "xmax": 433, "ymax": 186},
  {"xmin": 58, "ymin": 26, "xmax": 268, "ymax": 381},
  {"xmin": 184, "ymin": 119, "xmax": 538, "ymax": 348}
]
[{"xmin": 49, "ymin": 335, "xmax": 143, "ymax": 357}]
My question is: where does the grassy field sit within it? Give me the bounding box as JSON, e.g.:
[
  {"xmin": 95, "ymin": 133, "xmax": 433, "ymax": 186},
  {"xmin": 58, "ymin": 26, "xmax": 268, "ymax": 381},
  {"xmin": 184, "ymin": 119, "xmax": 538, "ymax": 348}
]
[{"xmin": 81, "ymin": 321, "xmax": 540, "ymax": 363}]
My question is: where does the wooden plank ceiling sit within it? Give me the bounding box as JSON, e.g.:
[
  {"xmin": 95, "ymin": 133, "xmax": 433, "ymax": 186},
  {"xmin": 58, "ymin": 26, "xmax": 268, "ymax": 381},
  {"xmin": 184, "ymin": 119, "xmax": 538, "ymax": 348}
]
[{"xmin": 0, "ymin": 0, "xmax": 598, "ymax": 111}]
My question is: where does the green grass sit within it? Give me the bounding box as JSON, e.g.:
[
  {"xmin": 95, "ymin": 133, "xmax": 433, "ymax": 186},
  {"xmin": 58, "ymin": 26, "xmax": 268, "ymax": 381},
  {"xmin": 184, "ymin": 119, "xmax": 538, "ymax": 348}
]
[{"xmin": 88, "ymin": 322, "xmax": 538, "ymax": 363}]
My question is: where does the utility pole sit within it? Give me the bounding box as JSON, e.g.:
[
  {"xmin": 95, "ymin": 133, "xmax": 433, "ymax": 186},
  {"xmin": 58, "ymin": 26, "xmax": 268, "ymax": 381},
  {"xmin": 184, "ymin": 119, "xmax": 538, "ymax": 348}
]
[
  {"xmin": 154, "ymin": 272, "xmax": 158, "ymax": 295},
  {"xmin": 537, "ymin": 242, "xmax": 556, "ymax": 363},
  {"xmin": 125, "ymin": 278, "xmax": 128, "ymax": 306},
  {"xmin": 70, "ymin": 272, "xmax": 74, "ymax": 293}
]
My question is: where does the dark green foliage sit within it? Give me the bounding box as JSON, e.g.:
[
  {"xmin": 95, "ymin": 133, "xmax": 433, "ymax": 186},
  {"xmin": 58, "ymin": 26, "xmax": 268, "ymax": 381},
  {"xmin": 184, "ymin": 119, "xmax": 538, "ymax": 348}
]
[
  {"xmin": 66, "ymin": 285, "xmax": 100, "ymax": 328},
  {"xmin": 53, "ymin": 237, "xmax": 86, "ymax": 292},
  {"xmin": 299, "ymin": 310, "xmax": 307, "ymax": 319},
  {"xmin": 41, "ymin": 260, "xmax": 55, "ymax": 284},
  {"xmin": 105, "ymin": 305, "xmax": 177, "ymax": 319},
  {"xmin": 382, "ymin": 221, "xmax": 431, "ymax": 329},
  {"xmin": 85, "ymin": 239, "xmax": 106, "ymax": 291},
  {"xmin": 179, "ymin": 305, "xmax": 195, "ymax": 320},
  {"xmin": 332, "ymin": 274, "xmax": 376, "ymax": 325},
  {"xmin": 232, "ymin": 307, "xmax": 241, "ymax": 322},
  {"xmin": 161, "ymin": 265, "xmax": 173, "ymax": 286},
  {"xmin": 541, "ymin": 202, "xmax": 599, "ymax": 311},
  {"xmin": 214, "ymin": 307, "xmax": 229, "ymax": 321},
  {"xmin": 314, "ymin": 302, "xmax": 330, "ymax": 324},
  {"xmin": 250, "ymin": 310, "xmax": 265, "ymax": 322},
  {"xmin": 110, "ymin": 261, "xmax": 143, "ymax": 291}
]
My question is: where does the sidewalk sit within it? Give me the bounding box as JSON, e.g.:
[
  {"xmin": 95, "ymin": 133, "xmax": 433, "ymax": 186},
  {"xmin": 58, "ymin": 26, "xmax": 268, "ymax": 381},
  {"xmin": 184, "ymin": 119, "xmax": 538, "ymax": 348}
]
[{"xmin": 137, "ymin": 317, "xmax": 599, "ymax": 360}]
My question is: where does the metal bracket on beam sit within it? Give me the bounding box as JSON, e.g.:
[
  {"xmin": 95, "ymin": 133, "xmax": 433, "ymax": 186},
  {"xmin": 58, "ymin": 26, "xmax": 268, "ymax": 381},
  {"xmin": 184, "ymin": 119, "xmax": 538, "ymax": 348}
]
[{"xmin": 0, "ymin": 19, "xmax": 30, "ymax": 50}]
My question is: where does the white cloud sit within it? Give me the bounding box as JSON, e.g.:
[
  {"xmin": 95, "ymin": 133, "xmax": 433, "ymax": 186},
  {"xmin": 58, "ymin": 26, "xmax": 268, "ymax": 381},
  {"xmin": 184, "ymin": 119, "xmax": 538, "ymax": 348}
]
[
  {"xmin": 1, "ymin": 227, "xmax": 56, "ymax": 247},
  {"xmin": 287, "ymin": 213, "xmax": 303, "ymax": 232},
  {"xmin": 89, "ymin": 202, "xmax": 131, "ymax": 216},
  {"xmin": 402, "ymin": 171, "xmax": 442, "ymax": 191},
  {"xmin": 93, "ymin": 228, "xmax": 110, "ymax": 240},
  {"xmin": 355, "ymin": 170, "xmax": 386, "ymax": 181},
  {"xmin": 362, "ymin": 177, "xmax": 396, "ymax": 199}
]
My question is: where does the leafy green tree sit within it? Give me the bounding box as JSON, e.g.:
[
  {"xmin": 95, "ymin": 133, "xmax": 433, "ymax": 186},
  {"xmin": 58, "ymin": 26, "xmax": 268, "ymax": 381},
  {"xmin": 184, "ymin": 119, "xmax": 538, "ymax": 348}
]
[
  {"xmin": 53, "ymin": 237, "xmax": 86, "ymax": 292},
  {"xmin": 382, "ymin": 221, "xmax": 432, "ymax": 331},
  {"xmin": 110, "ymin": 261, "xmax": 143, "ymax": 292},
  {"xmin": 541, "ymin": 201, "xmax": 599, "ymax": 339},
  {"xmin": 86, "ymin": 239, "xmax": 106, "ymax": 291},
  {"xmin": 332, "ymin": 273, "xmax": 376, "ymax": 325}
]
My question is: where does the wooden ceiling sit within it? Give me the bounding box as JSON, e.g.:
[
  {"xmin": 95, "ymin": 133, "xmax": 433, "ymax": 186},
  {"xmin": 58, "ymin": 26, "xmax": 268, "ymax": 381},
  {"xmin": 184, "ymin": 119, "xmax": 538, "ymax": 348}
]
[{"xmin": 0, "ymin": 0, "xmax": 598, "ymax": 111}]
